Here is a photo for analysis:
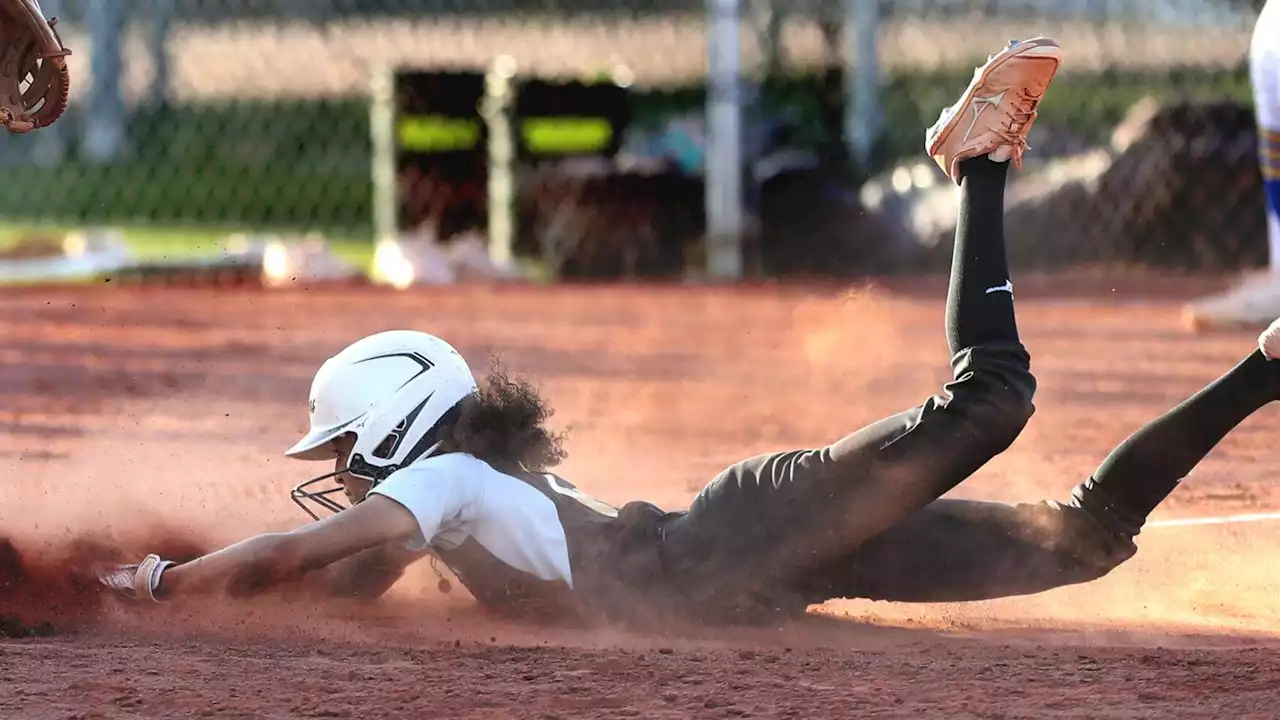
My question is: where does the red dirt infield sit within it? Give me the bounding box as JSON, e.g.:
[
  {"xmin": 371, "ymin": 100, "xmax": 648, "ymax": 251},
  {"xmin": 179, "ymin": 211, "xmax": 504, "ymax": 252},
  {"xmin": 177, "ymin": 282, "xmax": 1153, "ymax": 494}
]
[{"xmin": 3, "ymin": 276, "xmax": 1280, "ymax": 718}]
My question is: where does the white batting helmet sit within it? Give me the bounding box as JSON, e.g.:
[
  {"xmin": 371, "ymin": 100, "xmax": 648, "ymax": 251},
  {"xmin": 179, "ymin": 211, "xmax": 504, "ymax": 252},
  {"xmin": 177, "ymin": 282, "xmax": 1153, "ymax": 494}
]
[{"xmin": 287, "ymin": 329, "xmax": 478, "ymax": 518}]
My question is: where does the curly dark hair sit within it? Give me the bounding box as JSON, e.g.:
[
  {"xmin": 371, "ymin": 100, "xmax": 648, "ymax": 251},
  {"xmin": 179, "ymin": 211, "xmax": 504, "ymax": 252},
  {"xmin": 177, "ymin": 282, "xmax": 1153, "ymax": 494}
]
[{"xmin": 439, "ymin": 357, "xmax": 568, "ymax": 472}]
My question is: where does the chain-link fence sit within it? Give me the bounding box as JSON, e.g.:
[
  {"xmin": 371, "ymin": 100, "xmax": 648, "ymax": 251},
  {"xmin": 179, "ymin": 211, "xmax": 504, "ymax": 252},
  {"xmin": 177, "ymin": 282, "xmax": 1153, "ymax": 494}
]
[{"xmin": 0, "ymin": 0, "xmax": 1268, "ymax": 280}]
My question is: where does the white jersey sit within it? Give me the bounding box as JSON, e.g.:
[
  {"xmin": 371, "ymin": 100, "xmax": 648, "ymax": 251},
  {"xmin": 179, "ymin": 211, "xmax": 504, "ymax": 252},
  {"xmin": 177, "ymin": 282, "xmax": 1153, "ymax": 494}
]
[
  {"xmin": 369, "ymin": 453, "xmax": 675, "ymax": 619},
  {"xmin": 1253, "ymin": 0, "xmax": 1280, "ymax": 266},
  {"xmin": 1255, "ymin": 1, "xmax": 1280, "ymax": 133}
]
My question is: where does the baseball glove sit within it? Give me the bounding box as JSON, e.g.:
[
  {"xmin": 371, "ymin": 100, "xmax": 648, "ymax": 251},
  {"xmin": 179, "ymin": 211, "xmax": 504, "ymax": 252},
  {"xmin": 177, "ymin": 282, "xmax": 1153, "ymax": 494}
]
[{"xmin": 0, "ymin": 0, "xmax": 70, "ymax": 133}]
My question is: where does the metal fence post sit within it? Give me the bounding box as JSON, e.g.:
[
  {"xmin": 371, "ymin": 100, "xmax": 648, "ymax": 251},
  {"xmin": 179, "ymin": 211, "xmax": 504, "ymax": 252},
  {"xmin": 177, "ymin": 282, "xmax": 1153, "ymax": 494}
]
[
  {"xmin": 82, "ymin": 0, "xmax": 128, "ymax": 163},
  {"xmin": 484, "ymin": 55, "xmax": 518, "ymax": 269},
  {"xmin": 369, "ymin": 65, "xmax": 397, "ymax": 246},
  {"xmin": 844, "ymin": 0, "xmax": 881, "ymax": 172},
  {"xmin": 705, "ymin": 0, "xmax": 745, "ymax": 279},
  {"xmin": 147, "ymin": 0, "xmax": 175, "ymax": 108}
]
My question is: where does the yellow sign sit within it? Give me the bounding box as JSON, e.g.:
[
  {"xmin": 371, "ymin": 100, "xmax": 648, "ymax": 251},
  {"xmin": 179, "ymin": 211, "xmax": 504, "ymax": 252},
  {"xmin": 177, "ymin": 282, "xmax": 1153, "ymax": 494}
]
[
  {"xmin": 520, "ymin": 116, "xmax": 614, "ymax": 154},
  {"xmin": 397, "ymin": 115, "xmax": 482, "ymax": 152}
]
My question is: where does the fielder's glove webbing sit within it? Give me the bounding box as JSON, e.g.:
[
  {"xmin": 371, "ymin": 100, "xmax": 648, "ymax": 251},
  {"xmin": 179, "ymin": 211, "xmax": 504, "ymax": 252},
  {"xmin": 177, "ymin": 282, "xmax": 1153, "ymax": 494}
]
[{"xmin": 0, "ymin": 0, "xmax": 70, "ymax": 133}]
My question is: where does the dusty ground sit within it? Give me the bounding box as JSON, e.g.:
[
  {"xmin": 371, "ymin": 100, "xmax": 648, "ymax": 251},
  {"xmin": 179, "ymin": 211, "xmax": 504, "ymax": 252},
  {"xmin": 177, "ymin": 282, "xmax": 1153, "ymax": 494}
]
[{"xmin": 4, "ymin": 276, "xmax": 1280, "ymax": 718}]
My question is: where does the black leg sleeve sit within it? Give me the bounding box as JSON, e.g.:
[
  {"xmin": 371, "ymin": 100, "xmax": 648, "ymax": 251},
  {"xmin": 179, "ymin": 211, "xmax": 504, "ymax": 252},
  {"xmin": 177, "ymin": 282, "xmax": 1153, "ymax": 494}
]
[
  {"xmin": 1075, "ymin": 350, "xmax": 1280, "ymax": 536},
  {"xmin": 947, "ymin": 156, "xmax": 1019, "ymax": 354}
]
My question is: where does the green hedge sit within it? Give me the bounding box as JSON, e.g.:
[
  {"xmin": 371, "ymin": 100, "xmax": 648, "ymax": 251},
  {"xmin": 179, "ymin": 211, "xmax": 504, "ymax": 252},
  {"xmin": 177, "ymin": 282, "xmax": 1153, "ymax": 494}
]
[
  {"xmin": 1, "ymin": 101, "xmax": 373, "ymax": 232},
  {"xmin": 1, "ymin": 64, "xmax": 1253, "ymax": 231}
]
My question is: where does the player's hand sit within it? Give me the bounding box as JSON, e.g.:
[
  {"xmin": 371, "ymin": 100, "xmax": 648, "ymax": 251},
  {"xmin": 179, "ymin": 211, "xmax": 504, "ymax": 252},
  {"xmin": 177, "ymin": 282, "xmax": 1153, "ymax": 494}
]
[{"xmin": 94, "ymin": 554, "xmax": 176, "ymax": 603}]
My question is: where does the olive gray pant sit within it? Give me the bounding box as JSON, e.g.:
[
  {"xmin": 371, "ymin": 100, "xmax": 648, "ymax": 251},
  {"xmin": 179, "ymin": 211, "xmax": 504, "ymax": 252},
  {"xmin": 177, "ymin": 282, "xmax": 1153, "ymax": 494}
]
[{"xmin": 659, "ymin": 341, "xmax": 1137, "ymax": 623}]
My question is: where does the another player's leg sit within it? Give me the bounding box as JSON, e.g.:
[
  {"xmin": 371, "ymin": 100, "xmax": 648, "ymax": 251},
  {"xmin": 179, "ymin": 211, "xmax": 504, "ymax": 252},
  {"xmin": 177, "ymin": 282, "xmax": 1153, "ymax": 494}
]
[
  {"xmin": 1072, "ymin": 322, "xmax": 1280, "ymax": 537},
  {"xmin": 1184, "ymin": 0, "xmax": 1280, "ymax": 330},
  {"xmin": 658, "ymin": 39, "xmax": 1061, "ymax": 622},
  {"xmin": 798, "ymin": 321, "xmax": 1280, "ymax": 604}
]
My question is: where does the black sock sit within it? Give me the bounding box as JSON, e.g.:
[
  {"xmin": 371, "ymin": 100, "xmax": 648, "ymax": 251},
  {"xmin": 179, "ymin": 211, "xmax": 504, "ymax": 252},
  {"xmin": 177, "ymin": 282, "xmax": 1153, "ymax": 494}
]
[
  {"xmin": 946, "ymin": 157, "xmax": 1019, "ymax": 355},
  {"xmin": 1074, "ymin": 350, "xmax": 1280, "ymax": 534}
]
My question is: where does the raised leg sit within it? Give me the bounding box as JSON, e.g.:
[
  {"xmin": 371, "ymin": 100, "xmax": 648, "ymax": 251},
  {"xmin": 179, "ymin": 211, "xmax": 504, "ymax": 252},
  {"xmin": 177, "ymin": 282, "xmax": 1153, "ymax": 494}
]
[
  {"xmin": 799, "ymin": 324, "xmax": 1280, "ymax": 604},
  {"xmin": 658, "ymin": 40, "xmax": 1063, "ymax": 622}
]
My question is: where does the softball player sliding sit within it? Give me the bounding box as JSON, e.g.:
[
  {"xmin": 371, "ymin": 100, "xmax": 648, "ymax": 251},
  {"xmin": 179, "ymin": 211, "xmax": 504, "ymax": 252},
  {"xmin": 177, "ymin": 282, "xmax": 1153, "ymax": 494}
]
[
  {"xmin": 99, "ymin": 39, "xmax": 1280, "ymax": 626},
  {"xmin": 1186, "ymin": 0, "xmax": 1280, "ymax": 328}
]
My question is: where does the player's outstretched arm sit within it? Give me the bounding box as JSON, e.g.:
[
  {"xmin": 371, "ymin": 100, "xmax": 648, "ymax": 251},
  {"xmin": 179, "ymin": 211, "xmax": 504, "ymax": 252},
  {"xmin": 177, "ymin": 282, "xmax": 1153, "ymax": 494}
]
[
  {"xmin": 301, "ymin": 541, "xmax": 431, "ymax": 601},
  {"xmin": 97, "ymin": 495, "xmax": 421, "ymax": 603}
]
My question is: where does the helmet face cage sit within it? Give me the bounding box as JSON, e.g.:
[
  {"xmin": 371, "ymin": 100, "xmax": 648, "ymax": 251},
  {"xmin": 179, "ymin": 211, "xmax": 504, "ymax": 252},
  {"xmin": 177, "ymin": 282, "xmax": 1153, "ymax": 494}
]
[
  {"xmin": 289, "ymin": 444, "xmax": 441, "ymax": 522},
  {"xmin": 289, "ymin": 448, "xmax": 440, "ymax": 522},
  {"xmin": 290, "ymin": 470, "xmax": 349, "ymax": 521},
  {"xmin": 288, "ymin": 406, "xmax": 459, "ymax": 521}
]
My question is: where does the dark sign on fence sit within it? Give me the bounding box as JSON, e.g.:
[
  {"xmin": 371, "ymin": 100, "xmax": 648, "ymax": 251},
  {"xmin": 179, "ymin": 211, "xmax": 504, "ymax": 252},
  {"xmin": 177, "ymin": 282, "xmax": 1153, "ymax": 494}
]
[
  {"xmin": 376, "ymin": 68, "xmax": 635, "ymax": 249},
  {"xmin": 513, "ymin": 78, "xmax": 631, "ymax": 162},
  {"xmin": 391, "ymin": 69, "xmax": 488, "ymax": 237}
]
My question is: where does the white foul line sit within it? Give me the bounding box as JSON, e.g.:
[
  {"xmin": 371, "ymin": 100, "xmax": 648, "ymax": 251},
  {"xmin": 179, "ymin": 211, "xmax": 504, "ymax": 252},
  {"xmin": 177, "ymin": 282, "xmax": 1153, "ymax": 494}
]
[{"xmin": 1147, "ymin": 511, "xmax": 1280, "ymax": 529}]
